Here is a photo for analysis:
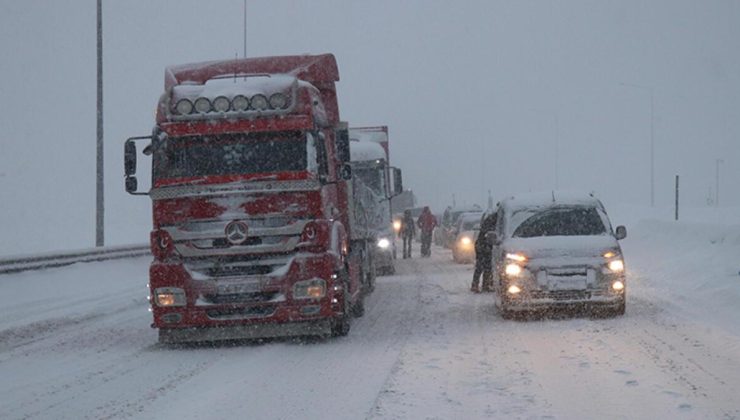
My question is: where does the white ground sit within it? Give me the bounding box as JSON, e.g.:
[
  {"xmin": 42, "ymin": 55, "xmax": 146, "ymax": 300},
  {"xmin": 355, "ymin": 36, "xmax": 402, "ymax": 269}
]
[{"xmin": 1, "ymin": 212, "xmax": 740, "ymax": 419}]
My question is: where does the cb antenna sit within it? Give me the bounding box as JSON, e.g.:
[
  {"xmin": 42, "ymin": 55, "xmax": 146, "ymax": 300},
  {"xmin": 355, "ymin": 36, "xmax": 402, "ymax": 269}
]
[{"xmin": 243, "ymin": 0, "xmax": 247, "ymax": 59}]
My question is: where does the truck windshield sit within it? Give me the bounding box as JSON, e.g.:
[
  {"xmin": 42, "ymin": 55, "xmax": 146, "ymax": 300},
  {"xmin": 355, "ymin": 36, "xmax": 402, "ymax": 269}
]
[
  {"xmin": 353, "ymin": 167, "xmax": 384, "ymax": 195},
  {"xmin": 153, "ymin": 131, "xmax": 316, "ymax": 180},
  {"xmin": 512, "ymin": 207, "xmax": 606, "ymax": 238}
]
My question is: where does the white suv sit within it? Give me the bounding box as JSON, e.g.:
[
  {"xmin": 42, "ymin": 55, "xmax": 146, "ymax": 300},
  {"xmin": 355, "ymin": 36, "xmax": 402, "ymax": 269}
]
[{"xmin": 488, "ymin": 191, "xmax": 627, "ymax": 318}]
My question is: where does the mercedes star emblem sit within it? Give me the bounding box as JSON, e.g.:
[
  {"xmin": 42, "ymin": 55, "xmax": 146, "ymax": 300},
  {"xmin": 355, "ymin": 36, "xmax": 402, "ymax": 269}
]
[{"xmin": 225, "ymin": 221, "xmax": 249, "ymax": 245}]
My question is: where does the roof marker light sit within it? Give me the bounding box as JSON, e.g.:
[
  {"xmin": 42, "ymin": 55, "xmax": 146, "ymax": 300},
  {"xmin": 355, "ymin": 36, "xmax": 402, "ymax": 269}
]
[
  {"xmin": 250, "ymin": 94, "xmax": 269, "ymax": 111},
  {"xmin": 232, "ymin": 95, "xmax": 249, "ymax": 111},
  {"xmin": 194, "ymin": 97, "xmax": 212, "ymax": 113},
  {"xmin": 269, "ymin": 93, "xmax": 288, "ymax": 109},
  {"xmin": 212, "ymin": 96, "xmax": 231, "ymax": 112},
  {"xmin": 175, "ymin": 99, "xmax": 194, "ymax": 115}
]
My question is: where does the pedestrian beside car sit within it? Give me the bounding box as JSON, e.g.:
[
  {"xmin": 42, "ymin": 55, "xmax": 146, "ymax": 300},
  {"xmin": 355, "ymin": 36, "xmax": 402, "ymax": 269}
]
[
  {"xmin": 401, "ymin": 209, "xmax": 415, "ymax": 258},
  {"xmin": 471, "ymin": 211, "xmax": 497, "ymax": 293},
  {"xmin": 417, "ymin": 206, "xmax": 438, "ymax": 257}
]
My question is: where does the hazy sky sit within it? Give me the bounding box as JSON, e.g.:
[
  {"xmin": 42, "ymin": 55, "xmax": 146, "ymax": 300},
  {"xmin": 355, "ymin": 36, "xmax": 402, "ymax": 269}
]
[{"xmin": 1, "ymin": 0, "xmax": 739, "ymax": 254}]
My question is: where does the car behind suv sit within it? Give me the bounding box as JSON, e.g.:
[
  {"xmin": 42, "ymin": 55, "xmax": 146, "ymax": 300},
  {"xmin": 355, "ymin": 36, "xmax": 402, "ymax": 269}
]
[{"xmin": 488, "ymin": 191, "xmax": 627, "ymax": 318}]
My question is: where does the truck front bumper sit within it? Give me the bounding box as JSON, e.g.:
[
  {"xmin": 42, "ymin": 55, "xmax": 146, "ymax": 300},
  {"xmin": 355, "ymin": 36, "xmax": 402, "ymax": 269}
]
[{"xmin": 158, "ymin": 319, "xmax": 333, "ymax": 343}]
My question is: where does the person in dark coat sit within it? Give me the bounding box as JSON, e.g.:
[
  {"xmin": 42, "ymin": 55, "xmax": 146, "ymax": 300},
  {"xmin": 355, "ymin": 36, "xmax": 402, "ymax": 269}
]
[
  {"xmin": 400, "ymin": 209, "xmax": 415, "ymax": 258},
  {"xmin": 471, "ymin": 211, "xmax": 497, "ymax": 293},
  {"xmin": 417, "ymin": 206, "xmax": 438, "ymax": 257}
]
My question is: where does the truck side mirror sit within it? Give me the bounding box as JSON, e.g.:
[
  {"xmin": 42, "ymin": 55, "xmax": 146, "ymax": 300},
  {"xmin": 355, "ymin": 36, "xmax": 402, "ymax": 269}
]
[
  {"xmin": 124, "ymin": 140, "xmax": 137, "ymax": 176},
  {"xmin": 615, "ymin": 225, "xmax": 627, "ymax": 240},
  {"xmin": 335, "ymin": 125, "xmax": 351, "ymax": 163},
  {"xmin": 392, "ymin": 167, "xmax": 403, "ymax": 196},
  {"xmin": 124, "ymin": 135, "xmax": 154, "ymax": 196},
  {"xmin": 125, "ymin": 176, "xmax": 138, "ymax": 194},
  {"xmin": 340, "ymin": 164, "xmax": 352, "ymax": 180}
]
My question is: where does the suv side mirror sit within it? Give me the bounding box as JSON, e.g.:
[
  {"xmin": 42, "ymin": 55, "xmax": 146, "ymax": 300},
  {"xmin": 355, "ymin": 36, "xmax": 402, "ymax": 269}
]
[
  {"xmin": 335, "ymin": 124, "xmax": 351, "ymax": 163},
  {"xmin": 615, "ymin": 225, "xmax": 627, "ymax": 240}
]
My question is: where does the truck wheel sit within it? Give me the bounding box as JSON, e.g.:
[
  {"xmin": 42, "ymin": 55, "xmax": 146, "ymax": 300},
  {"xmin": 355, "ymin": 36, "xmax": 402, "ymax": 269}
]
[
  {"xmin": 331, "ymin": 316, "xmax": 351, "ymax": 337},
  {"xmin": 351, "ymin": 295, "xmax": 366, "ymax": 318},
  {"xmin": 366, "ymin": 261, "xmax": 377, "ymax": 294}
]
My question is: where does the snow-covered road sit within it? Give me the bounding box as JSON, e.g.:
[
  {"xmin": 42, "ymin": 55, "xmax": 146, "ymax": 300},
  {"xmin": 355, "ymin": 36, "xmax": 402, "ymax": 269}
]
[{"xmin": 1, "ymin": 220, "xmax": 740, "ymax": 419}]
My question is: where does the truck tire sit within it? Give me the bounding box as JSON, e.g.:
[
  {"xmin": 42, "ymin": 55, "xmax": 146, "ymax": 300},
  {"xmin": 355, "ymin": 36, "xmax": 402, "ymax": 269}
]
[
  {"xmin": 366, "ymin": 262, "xmax": 376, "ymax": 294},
  {"xmin": 351, "ymin": 294, "xmax": 366, "ymax": 318},
  {"xmin": 331, "ymin": 316, "xmax": 351, "ymax": 337}
]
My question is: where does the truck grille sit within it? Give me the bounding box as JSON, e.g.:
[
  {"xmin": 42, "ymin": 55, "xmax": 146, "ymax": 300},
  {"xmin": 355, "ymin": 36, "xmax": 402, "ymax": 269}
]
[
  {"xmin": 185, "ymin": 254, "xmax": 293, "ymax": 280},
  {"xmin": 202, "ymin": 291, "xmax": 281, "ymax": 304},
  {"xmin": 206, "ymin": 306, "xmax": 276, "ymax": 320}
]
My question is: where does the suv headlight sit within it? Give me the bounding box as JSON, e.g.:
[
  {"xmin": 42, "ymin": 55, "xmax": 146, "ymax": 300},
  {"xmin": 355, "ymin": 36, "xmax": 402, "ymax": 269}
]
[
  {"xmin": 377, "ymin": 238, "xmax": 391, "ymax": 249},
  {"xmin": 607, "ymin": 259, "xmax": 625, "ymax": 272},
  {"xmin": 293, "ymin": 278, "xmax": 326, "ymax": 299}
]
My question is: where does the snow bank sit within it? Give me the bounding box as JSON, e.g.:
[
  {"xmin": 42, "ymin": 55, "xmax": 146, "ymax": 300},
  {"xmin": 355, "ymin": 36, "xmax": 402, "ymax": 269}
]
[{"xmin": 624, "ymin": 217, "xmax": 740, "ymax": 335}]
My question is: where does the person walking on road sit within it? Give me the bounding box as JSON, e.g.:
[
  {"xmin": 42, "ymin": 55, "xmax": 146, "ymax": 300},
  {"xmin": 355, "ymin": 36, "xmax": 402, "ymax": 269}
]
[
  {"xmin": 417, "ymin": 206, "xmax": 438, "ymax": 257},
  {"xmin": 472, "ymin": 211, "xmax": 497, "ymax": 293},
  {"xmin": 400, "ymin": 209, "xmax": 415, "ymax": 259}
]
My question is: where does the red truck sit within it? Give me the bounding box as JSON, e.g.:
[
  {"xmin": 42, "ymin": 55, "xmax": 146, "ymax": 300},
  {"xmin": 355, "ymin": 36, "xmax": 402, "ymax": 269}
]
[{"xmin": 124, "ymin": 54, "xmax": 398, "ymax": 343}]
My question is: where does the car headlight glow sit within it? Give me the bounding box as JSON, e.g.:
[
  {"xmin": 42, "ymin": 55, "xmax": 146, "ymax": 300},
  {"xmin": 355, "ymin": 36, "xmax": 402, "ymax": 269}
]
[
  {"xmin": 506, "ymin": 253, "xmax": 527, "ymax": 262},
  {"xmin": 377, "ymin": 238, "xmax": 391, "ymax": 249},
  {"xmin": 612, "ymin": 280, "xmax": 625, "ymax": 291},
  {"xmin": 505, "ymin": 263, "xmax": 523, "ymax": 277},
  {"xmin": 607, "ymin": 259, "xmax": 624, "ymax": 272},
  {"xmin": 153, "ymin": 287, "xmax": 186, "ymax": 307},
  {"xmin": 507, "ymin": 284, "xmax": 522, "ymax": 294},
  {"xmin": 460, "ymin": 236, "xmax": 472, "ymax": 246},
  {"xmin": 293, "ymin": 278, "xmax": 326, "ymax": 299}
]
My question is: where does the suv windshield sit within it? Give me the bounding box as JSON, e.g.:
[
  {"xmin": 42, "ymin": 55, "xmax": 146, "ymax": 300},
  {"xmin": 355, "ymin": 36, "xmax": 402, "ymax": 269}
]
[
  {"xmin": 153, "ymin": 131, "xmax": 315, "ymax": 180},
  {"xmin": 512, "ymin": 207, "xmax": 606, "ymax": 238}
]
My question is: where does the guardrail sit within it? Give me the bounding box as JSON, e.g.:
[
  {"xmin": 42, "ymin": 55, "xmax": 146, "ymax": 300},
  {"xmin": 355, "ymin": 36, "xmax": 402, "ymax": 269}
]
[{"xmin": 0, "ymin": 244, "xmax": 151, "ymax": 275}]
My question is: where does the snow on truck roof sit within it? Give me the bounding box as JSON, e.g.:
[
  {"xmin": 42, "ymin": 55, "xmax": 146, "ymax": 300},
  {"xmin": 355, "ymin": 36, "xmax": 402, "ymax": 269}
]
[
  {"xmin": 349, "ymin": 127, "xmax": 388, "ymax": 144},
  {"xmin": 171, "ymin": 74, "xmax": 298, "ymax": 104},
  {"xmin": 164, "ymin": 54, "xmax": 339, "ymax": 90},
  {"xmin": 501, "ymin": 190, "xmax": 603, "ymax": 210},
  {"xmin": 350, "ymin": 140, "xmax": 386, "ymax": 162}
]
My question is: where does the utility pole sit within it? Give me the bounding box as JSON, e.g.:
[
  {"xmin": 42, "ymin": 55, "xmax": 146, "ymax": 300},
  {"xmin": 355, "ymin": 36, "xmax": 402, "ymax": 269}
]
[
  {"xmin": 715, "ymin": 159, "xmax": 723, "ymax": 208},
  {"xmin": 96, "ymin": 0, "xmax": 104, "ymax": 247}
]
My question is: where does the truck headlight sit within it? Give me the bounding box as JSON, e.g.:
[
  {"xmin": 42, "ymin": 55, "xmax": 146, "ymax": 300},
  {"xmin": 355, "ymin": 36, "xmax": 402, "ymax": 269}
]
[
  {"xmin": 293, "ymin": 278, "xmax": 326, "ymax": 299},
  {"xmin": 460, "ymin": 236, "xmax": 472, "ymax": 246},
  {"xmin": 153, "ymin": 287, "xmax": 186, "ymax": 307},
  {"xmin": 612, "ymin": 280, "xmax": 625, "ymax": 291},
  {"xmin": 377, "ymin": 238, "xmax": 391, "ymax": 249}
]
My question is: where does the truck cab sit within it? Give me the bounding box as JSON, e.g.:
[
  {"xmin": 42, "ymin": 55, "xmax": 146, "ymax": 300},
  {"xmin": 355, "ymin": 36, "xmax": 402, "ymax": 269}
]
[{"xmin": 124, "ymin": 54, "xmax": 370, "ymax": 343}]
